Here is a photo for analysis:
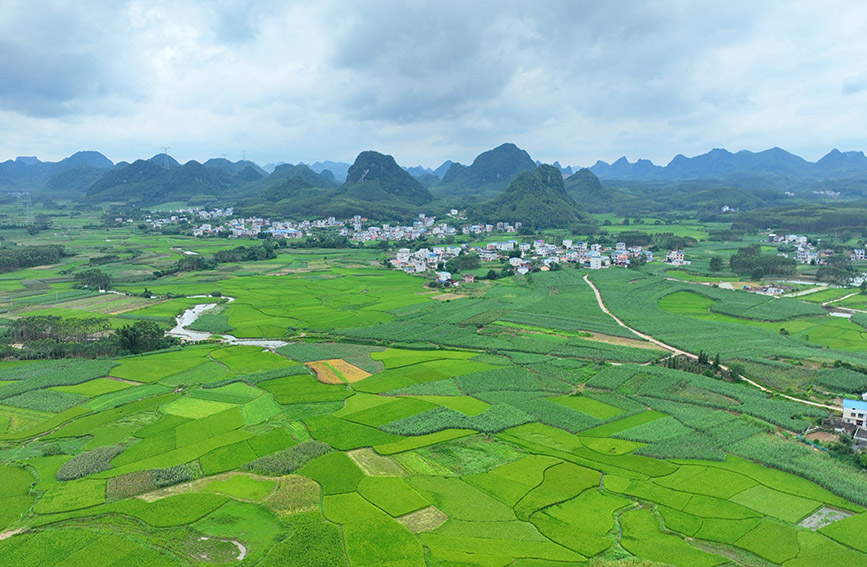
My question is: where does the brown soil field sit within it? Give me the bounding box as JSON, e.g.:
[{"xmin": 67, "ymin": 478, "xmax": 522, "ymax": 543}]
[{"xmin": 306, "ymin": 359, "xmax": 371, "ymax": 384}]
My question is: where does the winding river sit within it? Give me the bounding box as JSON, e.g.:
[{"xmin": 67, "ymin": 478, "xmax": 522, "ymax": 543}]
[{"xmin": 167, "ymin": 298, "xmax": 289, "ymax": 349}]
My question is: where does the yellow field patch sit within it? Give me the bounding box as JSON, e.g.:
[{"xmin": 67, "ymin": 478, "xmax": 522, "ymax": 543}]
[
  {"xmin": 306, "ymin": 359, "xmax": 371, "ymax": 384},
  {"xmin": 397, "ymin": 506, "xmax": 448, "ymax": 533}
]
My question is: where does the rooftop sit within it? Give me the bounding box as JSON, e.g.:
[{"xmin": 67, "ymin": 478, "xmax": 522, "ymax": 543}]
[{"xmin": 843, "ymin": 398, "xmax": 867, "ymax": 411}]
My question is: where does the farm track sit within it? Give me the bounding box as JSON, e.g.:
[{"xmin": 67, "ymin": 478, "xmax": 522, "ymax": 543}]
[
  {"xmin": 823, "ymin": 292, "xmax": 859, "ymax": 306},
  {"xmin": 582, "ymin": 275, "xmax": 839, "ymax": 412}
]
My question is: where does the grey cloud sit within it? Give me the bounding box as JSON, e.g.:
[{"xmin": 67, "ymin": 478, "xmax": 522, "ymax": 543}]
[
  {"xmin": 0, "ymin": 40, "xmax": 102, "ymax": 117},
  {"xmin": 0, "ymin": 2, "xmax": 138, "ymax": 117}
]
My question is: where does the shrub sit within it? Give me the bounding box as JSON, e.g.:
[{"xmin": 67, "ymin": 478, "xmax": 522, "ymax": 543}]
[
  {"xmin": 56, "ymin": 445, "xmax": 125, "ymax": 481},
  {"xmin": 152, "ymin": 463, "xmax": 199, "ymax": 488},
  {"xmin": 242, "ymin": 441, "xmax": 331, "ymax": 476}
]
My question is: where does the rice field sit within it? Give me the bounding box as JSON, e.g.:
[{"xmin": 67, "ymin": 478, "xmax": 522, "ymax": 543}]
[{"xmin": 1, "ymin": 217, "xmax": 865, "ymax": 566}]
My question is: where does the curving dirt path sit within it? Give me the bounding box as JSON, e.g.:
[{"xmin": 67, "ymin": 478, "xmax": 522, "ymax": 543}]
[{"xmin": 582, "ymin": 275, "xmax": 839, "ymax": 412}]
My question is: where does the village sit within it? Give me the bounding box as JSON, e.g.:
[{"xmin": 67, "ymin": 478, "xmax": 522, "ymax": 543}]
[
  {"xmin": 386, "ymin": 238, "xmax": 691, "ymax": 283},
  {"xmin": 768, "ymin": 232, "xmax": 865, "ymax": 265}
]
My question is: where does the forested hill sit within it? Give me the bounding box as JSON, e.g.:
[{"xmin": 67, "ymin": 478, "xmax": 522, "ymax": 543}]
[
  {"xmin": 472, "ymin": 164, "xmax": 596, "ymax": 230},
  {"xmin": 342, "ymin": 151, "xmax": 433, "ymax": 206},
  {"xmin": 236, "ymin": 151, "xmax": 434, "ymax": 220},
  {"xmin": 85, "ymin": 159, "xmax": 262, "ymax": 205},
  {"xmin": 0, "ymin": 151, "xmax": 114, "ymax": 195},
  {"xmin": 431, "ymin": 143, "xmax": 537, "ymax": 200}
]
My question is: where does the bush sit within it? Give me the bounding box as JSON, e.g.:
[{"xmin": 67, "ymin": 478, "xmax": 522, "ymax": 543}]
[
  {"xmin": 242, "ymin": 441, "xmax": 331, "ymax": 476},
  {"xmin": 56, "ymin": 445, "xmax": 125, "ymax": 481},
  {"xmin": 152, "ymin": 463, "xmax": 199, "ymax": 488}
]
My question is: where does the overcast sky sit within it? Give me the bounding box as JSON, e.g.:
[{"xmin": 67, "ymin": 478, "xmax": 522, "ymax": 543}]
[{"xmin": 2, "ymin": 0, "xmax": 866, "ymax": 169}]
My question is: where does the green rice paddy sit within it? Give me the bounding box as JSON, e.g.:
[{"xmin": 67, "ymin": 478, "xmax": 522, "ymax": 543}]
[{"xmin": 1, "ymin": 211, "xmax": 866, "ymax": 566}]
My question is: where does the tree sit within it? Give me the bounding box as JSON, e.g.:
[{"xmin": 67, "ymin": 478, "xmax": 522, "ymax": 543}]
[
  {"xmin": 751, "ymin": 267, "xmax": 764, "ymax": 281},
  {"xmin": 114, "ymin": 320, "xmax": 170, "ymax": 354},
  {"xmin": 445, "ymin": 253, "xmax": 480, "ymax": 273},
  {"xmin": 709, "ymin": 256, "xmax": 723, "ymax": 272},
  {"xmin": 74, "ymin": 268, "xmax": 112, "ymax": 290},
  {"xmin": 861, "ymin": 280, "xmax": 867, "ymax": 295}
]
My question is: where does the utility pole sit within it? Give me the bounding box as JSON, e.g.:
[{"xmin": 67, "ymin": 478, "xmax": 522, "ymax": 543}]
[{"xmin": 162, "ymin": 146, "xmax": 171, "ymax": 167}]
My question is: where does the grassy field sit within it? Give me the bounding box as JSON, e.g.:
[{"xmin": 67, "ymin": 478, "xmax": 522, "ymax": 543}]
[{"xmin": 0, "ymin": 207, "xmax": 865, "ymax": 566}]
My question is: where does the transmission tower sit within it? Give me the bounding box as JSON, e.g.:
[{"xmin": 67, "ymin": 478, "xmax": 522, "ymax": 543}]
[{"xmin": 14, "ymin": 192, "xmax": 33, "ymax": 224}]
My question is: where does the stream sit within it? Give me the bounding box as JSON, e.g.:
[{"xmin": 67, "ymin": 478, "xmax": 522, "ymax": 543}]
[{"xmin": 166, "ymin": 298, "xmax": 289, "ymax": 349}]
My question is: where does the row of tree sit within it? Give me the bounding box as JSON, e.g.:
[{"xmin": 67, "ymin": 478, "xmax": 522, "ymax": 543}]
[
  {"xmin": 0, "ymin": 244, "xmax": 66, "ymax": 273},
  {"xmin": 729, "ymin": 244, "xmax": 797, "ymax": 278},
  {"xmin": 7, "ymin": 315, "xmax": 110, "ymax": 343},
  {"xmin": 1, "ymin": 316, "xmax": 176, "ymax": 359}
]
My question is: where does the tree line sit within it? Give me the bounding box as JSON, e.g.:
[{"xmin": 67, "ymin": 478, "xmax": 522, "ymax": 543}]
[
  {"xmin": 1, "ymin": 315, "xmax": 176, "ymax": 359},
  {"xmin": 0, "ymin": 244, "xmax": 67, "ymax": 273}
]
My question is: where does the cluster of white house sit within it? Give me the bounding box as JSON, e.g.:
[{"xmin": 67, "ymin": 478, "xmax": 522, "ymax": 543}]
[
  {"xmin": 192, "ymin": 216, "xmax": 345, "ymax": 238},
  {"xmin": 339, "ymin": 214, "xmax": 460, "ymax": 242},
  {"xmin": 768, "ymin": 233, "xmax": 865, "ymax": 265},
  {"xmin": 390, "ymin": 245, "xmax": 464, "ymax": 273},
  {"xmin": 146, "ymin": 214, "xmax": 191, "ymax": 229},
  {"xmin": 147, "ymin": 207, "xmax": 235, "ymax": 230},
  {"xmin": 462, "ymin": 222, "xmax": 520, "ymax": 234},
  {"xmin": 389, "ymin": 237, "xmax": 692, "ymax": 275}
]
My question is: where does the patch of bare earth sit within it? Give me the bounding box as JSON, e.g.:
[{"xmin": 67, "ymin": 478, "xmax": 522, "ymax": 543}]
[
  {"xmin": 805, "ymin": 431, "xmax": 838, "ymax": 443},
  {"xmin": 432, "ymin": 293, "xmax": 468, "ymax": 301},
  {"xmin": 799, "ymin": 506, "xmax": 852, "ymax": 530},
  {"xmin": 347, "ymin": 448, "xmax": 406, "ymax": 476},
  {"xmin": 397, "ymin": 506, "xmax": 448, "ymax": 533},
  {"xmin": 0, "ymin": 529, "xmax": 24, "ymax": 540},
  {"xmin": 137, "ymin": 472, "xmax": 276, "ymax": 503},
  {"xmin": 578, "ymin": 331, "xmax": 663, "ymax": 351}
]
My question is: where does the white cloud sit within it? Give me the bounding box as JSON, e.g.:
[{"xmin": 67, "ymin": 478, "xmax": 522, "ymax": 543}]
[{"xmin": 0, "ymin": 0, "xmax": 865, "ymax": 168}]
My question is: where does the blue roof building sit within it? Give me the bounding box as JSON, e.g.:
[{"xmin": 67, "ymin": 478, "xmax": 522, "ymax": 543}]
[{"xmin": 843, "ymin": 398, "xmax": 867, "ymax": 427}]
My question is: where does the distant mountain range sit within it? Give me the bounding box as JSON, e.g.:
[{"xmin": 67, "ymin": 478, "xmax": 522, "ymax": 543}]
[
  {"xmin": 6, "ymin": 144, "xmax": 867, "ymax": 219},
  {"xmin": 590, "ymin": 147, "xmax": 867, "ymax": 182},
  {"xmin": 0, "ymin": 151, "xmax": 113, "ymax": 196}
]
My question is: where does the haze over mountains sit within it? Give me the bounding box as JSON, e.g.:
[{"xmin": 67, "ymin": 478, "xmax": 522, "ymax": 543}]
[
  {"xmin": 590, "ymin": 147, "xmax": 867, "ymax": 182},
  {"xmin": 5, "ymin": 144, "xmax": 867, "ymax": 221}
]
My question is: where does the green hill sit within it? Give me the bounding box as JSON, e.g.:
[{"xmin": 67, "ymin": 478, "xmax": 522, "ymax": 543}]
[
  {"xmin": 431, "ymin": 143, "xmax": 536, "ymax": 200},
  {"xmin": 342, "ymin": 150, "xmax": 432, "ymax": 206},
  {"xmin": 236, "ymin": 151, "xmax": 434, "ymax": 220},
  {"xmin": 473, "ymin": 164, "xmax": 596, "ymax": 229},
  {"xmin": 85, "ymin": 159, "xmax": 250, "ymax": 205}
]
